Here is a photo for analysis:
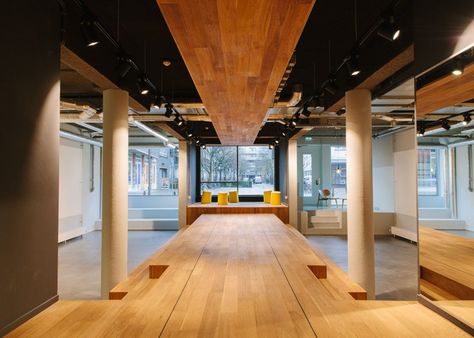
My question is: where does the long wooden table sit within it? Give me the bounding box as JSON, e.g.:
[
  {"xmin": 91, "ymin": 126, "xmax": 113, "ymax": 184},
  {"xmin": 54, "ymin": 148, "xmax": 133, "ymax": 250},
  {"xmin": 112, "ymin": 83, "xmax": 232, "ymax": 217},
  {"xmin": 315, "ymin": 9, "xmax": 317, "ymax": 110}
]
[{"xmin": 8, "ymin": 215, "xmax": 469, "ymax": 337}]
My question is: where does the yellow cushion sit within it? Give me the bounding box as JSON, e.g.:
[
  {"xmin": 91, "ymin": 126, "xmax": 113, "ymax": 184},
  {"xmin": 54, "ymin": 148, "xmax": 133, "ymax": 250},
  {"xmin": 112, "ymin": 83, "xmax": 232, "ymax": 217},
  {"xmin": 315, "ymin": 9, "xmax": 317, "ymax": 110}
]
[
  {"xmin": 217, "ymin": 192, "xmax": 228, "ymax": 205},
  {"xmin": 229, "ymin": 191, "xmax": 239, "ymax": 203},
  {"xmin": 270, "ymin": 191, "xmax": 281, "ymax": 205},
  {"xmin": 201, "ymin": 191, "xmax": 212, "ymax": 204},
  {"xmin": 263, "ymin": 190, "xmax": 272, "ymax": 203}
]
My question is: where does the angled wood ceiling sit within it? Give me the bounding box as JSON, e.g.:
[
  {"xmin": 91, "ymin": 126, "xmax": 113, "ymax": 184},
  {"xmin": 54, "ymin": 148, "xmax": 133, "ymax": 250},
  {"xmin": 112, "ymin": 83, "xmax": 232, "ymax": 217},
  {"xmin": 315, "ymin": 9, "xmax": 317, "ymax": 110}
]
[{"xmin": 156, "ymin": 0, "xmax": 315, "ymax": 144}]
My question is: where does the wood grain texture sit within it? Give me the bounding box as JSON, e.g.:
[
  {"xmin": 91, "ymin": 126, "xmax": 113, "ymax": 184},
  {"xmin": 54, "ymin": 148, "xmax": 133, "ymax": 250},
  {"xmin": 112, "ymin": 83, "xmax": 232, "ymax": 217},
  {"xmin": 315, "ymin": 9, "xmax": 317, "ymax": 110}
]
[
  {"xmin": 156, "ymin": 0, "xmax": 315, "ymax": 144},
  {"xmin": 416, "ymin": 61, "xmax": 474, "ymax": 117},
  {"xmin": 187, "ymin": 202, "xmax": 289, "ymax": 224},
  {"xmin": 419, "ymin": 226, "xmax": 474, "ymax": 300},
  {"xmin": 7, "ymin": 215, "xmax": 470, "ymax": 337}
]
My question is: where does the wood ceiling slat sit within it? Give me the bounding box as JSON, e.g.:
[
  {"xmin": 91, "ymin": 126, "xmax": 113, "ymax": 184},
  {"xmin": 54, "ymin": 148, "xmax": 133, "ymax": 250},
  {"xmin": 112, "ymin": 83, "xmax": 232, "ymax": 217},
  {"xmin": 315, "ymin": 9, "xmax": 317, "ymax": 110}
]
[
  {"xmin": 416, "ymin": 62, "xmax": 474, "ymax": 117},
  {"xmin": 157, "ymin": 0, "xmax": 315, "ymax": 144}
]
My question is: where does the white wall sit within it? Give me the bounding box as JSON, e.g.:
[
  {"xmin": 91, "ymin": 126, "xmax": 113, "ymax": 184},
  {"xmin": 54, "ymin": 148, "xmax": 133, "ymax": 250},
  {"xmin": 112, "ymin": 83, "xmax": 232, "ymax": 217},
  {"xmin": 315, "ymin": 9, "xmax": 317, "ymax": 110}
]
[
  {"xmin": 393, "ymin": 129, "xmax": 418, "ymax": 231},
  {"xmin": 455, "ymin": 145, "xmax": 474, "ymax": 230},
  {"xmin": 373, "ymin": 136, "xmax": 395, "ymax": 212},
  {"xmin": 59, "ymin": 139, "xmax": 101, "ymax": 241}
]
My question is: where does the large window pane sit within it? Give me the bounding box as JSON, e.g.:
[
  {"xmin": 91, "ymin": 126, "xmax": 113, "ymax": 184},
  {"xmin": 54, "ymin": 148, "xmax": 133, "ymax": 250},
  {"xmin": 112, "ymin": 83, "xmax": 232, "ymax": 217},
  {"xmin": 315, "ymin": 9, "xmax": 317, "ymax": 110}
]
[
  {"xmin": 200, "ymin": 145, "xmax": 274, "ymax": 196},
  {"xmin": 238, "ymin": 146, "xmax": 274, "ymax": 196},
  {"xmin": 128, "ymin": 147, "xmax": 178, "ymax": 196},
  {"xmin": 417, "ymin": 149, "xmax": 439, "ymax": 196},
  {"xmin": 331, "ymin": 146, "xmax": 347, "ymax": 200},
  {"xmin": 303, "ymin": 154, "xmax": 312, "ymax": 197}
]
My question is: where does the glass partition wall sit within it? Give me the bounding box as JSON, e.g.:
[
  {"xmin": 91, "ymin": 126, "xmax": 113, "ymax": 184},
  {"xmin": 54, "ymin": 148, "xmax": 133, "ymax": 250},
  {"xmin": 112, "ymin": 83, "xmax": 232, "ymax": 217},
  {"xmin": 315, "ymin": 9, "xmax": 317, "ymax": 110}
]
[{"xmin": 416, "ymin": 50, "xmax": 474, "ymax": 331}]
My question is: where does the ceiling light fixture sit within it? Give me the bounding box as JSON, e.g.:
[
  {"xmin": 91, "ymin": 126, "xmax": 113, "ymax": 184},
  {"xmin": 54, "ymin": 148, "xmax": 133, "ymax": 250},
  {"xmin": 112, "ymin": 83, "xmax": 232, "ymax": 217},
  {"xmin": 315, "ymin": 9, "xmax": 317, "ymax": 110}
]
[
  {"xmin": 416, "ymin": 127, "xmax": 425, "ymax": 137},
  {"xmin": 151, "ymin": 95, "xmax": 162, "ymax": 110},
  {"xmin": 137, "ymin": 75, "xmax": 149, "ymax": 95},
  {"xmin": 346, "ymin": 54, "xmax": 361, "ymax": 76},
  {"xmin": 164, "ymin": 103, "xmax": 173, "ymax": 118},
  {"xmin": 174, "ymin": 115, "xmax": 184, "ymax": 127},
  {"xmin": 451, "ymin": 59, "xmax": 464, "ymax": 76},
  {"xmin": 377, "ymin": 16, "xmax": 400, "ymax": 42},
  {"xmin": 302, "ymin": 105, "xmax": 311, "ymax": 117},
  {"xmin": 462, "ymin": 113, "xmax": 471, "ymax": 125},
  {"xmin": 281, "ymin": 129, "xmax": 288, "ymax": 137},
  {"xmin": 131, "ymin": 121, "xmax": 169, "ymax": 143},
  {"xmin": 116, "ymin": 54, "xmax": 132, "ymax": 78},
  {"xmin": 187, "ymin": 129, "xmax": 194, "ymax": 138},
  {"xmin": 80, "ymin": 17, "xmax": 100, "ymax": 47},
  {"xmin": 441, "ymin": 120, "xmax": 451, "ymax": 130},
  {"xmin": 323, "ymin": 77, "xmax": 338, "ymax": 95}
]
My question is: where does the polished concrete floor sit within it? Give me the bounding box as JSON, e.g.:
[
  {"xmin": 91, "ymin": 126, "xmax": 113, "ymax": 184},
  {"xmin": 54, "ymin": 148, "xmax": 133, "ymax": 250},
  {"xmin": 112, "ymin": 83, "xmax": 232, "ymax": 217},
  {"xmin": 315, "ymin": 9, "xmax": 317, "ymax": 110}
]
[
  {"xmin": 306, "ymin": 235, "xmax": 418, "ymax": 300},
  {"xmin": 58, "ymin": 230, "xmax": 177, "ymax": 299},
  {"xmin": 58, "ymin": 231, "xmax": 417, "ymax": 301}
]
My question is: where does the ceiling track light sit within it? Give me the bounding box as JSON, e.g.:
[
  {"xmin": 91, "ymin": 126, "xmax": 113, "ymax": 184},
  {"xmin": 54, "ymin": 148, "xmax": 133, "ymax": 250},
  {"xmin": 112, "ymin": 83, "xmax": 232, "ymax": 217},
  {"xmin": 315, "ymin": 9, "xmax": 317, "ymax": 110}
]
[
  {"xmin": 202, "ymin": 144, "xmax": 207, "ymax": 149},
  {"xmin": 336, "ymin": 108, "xmax": 346, "ymax": 116},
  {"xmin": 116, "ymin": 54, "xmax": 132, "ymax": 78},
  {"xmin": 441, "ymin": 120, "xmax": 451, "ymax": 130},
  {"xmin": 281, "ymin": 128, "xmax": 288, "ymax": 137},
  {"xmin": 323, "ymin": 78, "xmax": 338, "ymax": 95},
  {"xmin": 451, "ymin": 59, "xmax": 464, "ymax": 76},
  {"xmin": 302, "ymin": 105, "xmax": 311, "ymax": 117},
  {"xmin": 269, "ymin": 144, "xmax": 274, "ymax": 150},
  {"xmin": 164, "ymin": 103, "xmax": 174, "ymax": 118},
  {"xmin": 137, "ymin": 75, "xmax": 150, "ymax": 95},
  {"xmin": 274, "ymin": 138, "xmax": 281, "ymax": 145},
  {"xmin": 416, "ymin": 127, "xmax": 425, "ymax": 137},
  {"xmin": 346, "ymin": 54, "xmax": 361, "ymax": 77},
  {"xmin": 80, "ymin": 16, "xmax": 100, "ymax": 47},
  {"xmin": 462, "ymin": 113, "xmax": 471, "ymax": 125},
  {"xmin": 151, "ymin": 95, "xmax": 162, "ymax": 110},
  {"xmin": 195, "ymin": 138, "xmax": 201, "ymax": 145},
  {"xmin": 187, "ymin": 129, "xmax": 194, "ymax": 138},
  {"xmin": 377, "ymin": 16, "xmax": 400, "ymax": 42},
  {"xmin": 174, "ymin": 115, "xmax": 185, "ymax": 127}
]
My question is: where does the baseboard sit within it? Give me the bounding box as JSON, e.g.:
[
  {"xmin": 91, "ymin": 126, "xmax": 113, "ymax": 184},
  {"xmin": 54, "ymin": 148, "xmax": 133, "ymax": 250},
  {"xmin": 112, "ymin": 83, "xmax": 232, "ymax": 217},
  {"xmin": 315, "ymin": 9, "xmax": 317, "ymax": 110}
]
[{"xmin": 0, "ymin": 294, "xmax": 58, "ymax": 336}]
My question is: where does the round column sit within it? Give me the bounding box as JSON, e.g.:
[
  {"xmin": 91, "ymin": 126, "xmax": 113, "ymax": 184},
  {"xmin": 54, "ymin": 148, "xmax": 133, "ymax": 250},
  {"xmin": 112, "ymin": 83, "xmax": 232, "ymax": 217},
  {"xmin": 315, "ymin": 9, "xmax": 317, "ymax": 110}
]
[
  {"xmin": 345, "ymin": 88, "xmax": 375, "ymax": 299},
  {"xmin": 101, "ymin": 89, "xmax": 129, "ymax": 299}
]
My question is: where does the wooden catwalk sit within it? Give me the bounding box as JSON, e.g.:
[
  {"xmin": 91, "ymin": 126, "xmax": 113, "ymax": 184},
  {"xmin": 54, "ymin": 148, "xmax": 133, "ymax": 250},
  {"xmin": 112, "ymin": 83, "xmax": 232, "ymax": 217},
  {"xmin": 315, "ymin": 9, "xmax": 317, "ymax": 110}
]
[{"xmin": 8, "ymin": 215, "xmax": 469, "ymax": 337}]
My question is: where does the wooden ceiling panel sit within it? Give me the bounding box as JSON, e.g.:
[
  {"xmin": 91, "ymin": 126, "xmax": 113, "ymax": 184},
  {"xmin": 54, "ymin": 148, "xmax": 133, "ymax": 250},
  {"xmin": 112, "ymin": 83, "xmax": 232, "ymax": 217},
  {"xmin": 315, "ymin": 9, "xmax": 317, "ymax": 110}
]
[
  {"xmin": 416, "ymin": 61, "xmax": 474, "ymax": 117},
  {"xmin": 156, "ymin": 0, "xmax": 315, "ymax": 144}
]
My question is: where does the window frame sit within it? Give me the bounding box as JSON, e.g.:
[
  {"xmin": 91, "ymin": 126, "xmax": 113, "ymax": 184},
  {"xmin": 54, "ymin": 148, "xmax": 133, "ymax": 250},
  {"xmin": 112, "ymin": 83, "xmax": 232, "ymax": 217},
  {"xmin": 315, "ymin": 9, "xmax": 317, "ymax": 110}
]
[{"xmin": 196, "ymin": 144, "xmax": 280, "ymax": 202}]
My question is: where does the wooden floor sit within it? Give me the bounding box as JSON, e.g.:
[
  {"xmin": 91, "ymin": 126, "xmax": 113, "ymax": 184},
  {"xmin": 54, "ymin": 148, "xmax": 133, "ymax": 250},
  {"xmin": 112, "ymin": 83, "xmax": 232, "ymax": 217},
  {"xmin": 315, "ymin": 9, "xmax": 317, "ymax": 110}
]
[{"xmin": 8, "ymin": 215, "xmax": 470, "ymax": 337}]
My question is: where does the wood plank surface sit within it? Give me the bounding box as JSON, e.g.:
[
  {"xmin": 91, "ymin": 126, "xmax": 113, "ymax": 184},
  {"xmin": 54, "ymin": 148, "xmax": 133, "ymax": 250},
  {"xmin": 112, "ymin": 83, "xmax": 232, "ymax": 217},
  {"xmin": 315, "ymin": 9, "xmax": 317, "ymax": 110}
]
[
  {"xmin": 187, "ymin": 202, "xmax": 289, "ymax": 224},
  {"xmin": 419, "ymin": 226, "xmax": 474, "ymax": 300},
  {"xmin": 7, "ymin": 215, "xmax": 470, "ymax": 337},
  {"xmin": 155, "ymin": 0, "xmax": 315, "ymax": 144},
  {"xmin": 416, "ymin": 61, "xmax": 474, "ymax": 117}
]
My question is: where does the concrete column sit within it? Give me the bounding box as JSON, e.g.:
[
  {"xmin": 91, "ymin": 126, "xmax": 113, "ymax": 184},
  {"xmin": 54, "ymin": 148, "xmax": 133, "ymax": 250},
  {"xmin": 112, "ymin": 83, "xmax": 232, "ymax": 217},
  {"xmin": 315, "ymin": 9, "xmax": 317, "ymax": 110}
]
[
  {"xmin": 178, "ymin": 140, "xmax": 189, "ymax": 228},
  {"xmin": 345, "ymin": 89, "xmax": 375, "ymax": 299},
  {"xmin": 288, "ymin": 139, "xmax": 299, "ymax": 228},
  {"xmin": 101, "ymin": 89, "xmax": 129, "ymax": 299}
]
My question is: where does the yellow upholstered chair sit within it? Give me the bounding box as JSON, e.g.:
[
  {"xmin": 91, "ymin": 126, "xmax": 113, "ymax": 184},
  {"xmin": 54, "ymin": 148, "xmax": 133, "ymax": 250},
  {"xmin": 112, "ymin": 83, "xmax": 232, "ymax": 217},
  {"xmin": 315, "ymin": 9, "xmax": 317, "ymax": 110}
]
[
  {"xmin": 263, "ymin": 190, "xmax": 272, "ymax": 204},
  {"xmin": 217, "ymin": 192, "xmax": 228, "ymax": 205},
  {"xmin": 201, "ymin": 191, "xmax": 212, "ymax": 204},
  {"xmin": 270, "ymin": 191, "xmax": 281, "ymax": 205},
  {"xmin": 229, "ymin": 191, "xmax": 239, "ymax": 203}
]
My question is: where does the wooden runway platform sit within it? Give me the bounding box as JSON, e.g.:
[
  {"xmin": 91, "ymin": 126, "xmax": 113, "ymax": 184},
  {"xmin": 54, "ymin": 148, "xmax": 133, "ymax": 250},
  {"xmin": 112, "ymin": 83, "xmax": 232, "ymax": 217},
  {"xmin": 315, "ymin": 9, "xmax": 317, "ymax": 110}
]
[{"xmin": 8, "ymin": 215, "xmax": 469, "ymax": 337}]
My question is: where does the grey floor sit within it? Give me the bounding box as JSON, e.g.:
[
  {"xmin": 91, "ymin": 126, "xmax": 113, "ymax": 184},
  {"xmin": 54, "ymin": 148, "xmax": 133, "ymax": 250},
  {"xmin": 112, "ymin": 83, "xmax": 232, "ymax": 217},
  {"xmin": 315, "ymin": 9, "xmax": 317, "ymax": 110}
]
[
  {"xmin": 58, "ymin": 231, "xmax": 417, "ymax": 301},
  {"xmin": 305, "ymin": 235, "xmax": 418, "ymax": 300},
  {"xmin": 58, "ymin": 230, "xmax": 177, "ymax": 299}
]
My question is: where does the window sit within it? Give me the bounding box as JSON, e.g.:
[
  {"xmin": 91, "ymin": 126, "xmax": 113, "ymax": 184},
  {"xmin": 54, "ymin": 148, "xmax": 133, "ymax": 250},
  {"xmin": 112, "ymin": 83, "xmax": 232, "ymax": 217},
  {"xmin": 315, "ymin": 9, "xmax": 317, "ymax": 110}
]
[
  {"xmin": 331, "ymin": 146, "xmax": 347, "ymax": 199},
  {"xmin": 303, "ymin": 154, "xmax": 312, "ymax": 197},
  {"xmin": 417, "ymin": 149, "xmax": 439, "ymax": 196},
  {"xmin": 200, "ymin": 146, "xmax": 274, "ymax": 196},
  {"xmin": 128, "ymin": 147, "xmax": 178, "ymax": 195}
]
